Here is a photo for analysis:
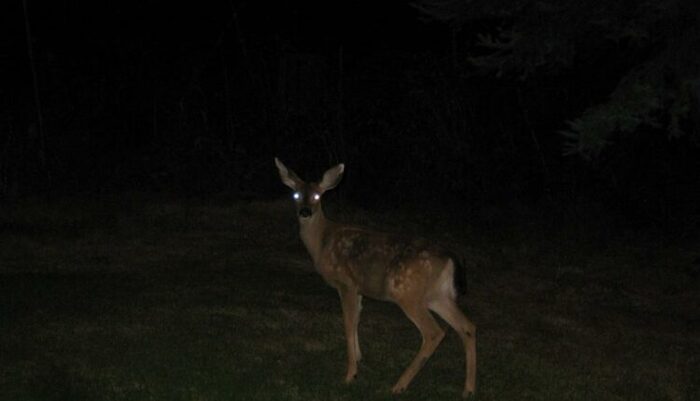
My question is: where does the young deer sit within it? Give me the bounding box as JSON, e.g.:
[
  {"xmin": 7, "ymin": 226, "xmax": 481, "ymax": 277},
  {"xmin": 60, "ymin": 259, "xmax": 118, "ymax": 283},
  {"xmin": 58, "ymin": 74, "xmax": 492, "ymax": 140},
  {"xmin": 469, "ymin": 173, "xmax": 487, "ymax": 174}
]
[{"xmin": 275, "ymin": 158, "xmax": 476, "ymax": 397}]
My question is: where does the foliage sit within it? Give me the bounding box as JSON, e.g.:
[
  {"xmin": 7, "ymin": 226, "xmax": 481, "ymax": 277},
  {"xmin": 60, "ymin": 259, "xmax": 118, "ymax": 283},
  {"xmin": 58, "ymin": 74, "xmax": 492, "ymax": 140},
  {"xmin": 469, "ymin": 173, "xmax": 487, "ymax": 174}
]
[
  {"xmin": 3, "ymin": 2, "xmax": 699, "ymax": 227},
  {"xmin": 561, "ymin": 79, "xmax": 662, "ymax": 160},
  {"xmin": 415, "ymin": 0, "xmax": 700, "ymax": 158}
]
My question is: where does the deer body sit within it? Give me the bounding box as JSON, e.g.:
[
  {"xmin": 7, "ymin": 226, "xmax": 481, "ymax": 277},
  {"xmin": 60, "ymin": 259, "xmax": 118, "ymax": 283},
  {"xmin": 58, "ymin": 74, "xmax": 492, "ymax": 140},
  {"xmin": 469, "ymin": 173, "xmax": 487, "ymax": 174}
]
[
  {"xmin": 304, "ymin": 217, "xmax": 456, "ymax": 302},
  {"xmin": 275, "ymin": 158, "xmax": 476, "ymax": 397}
]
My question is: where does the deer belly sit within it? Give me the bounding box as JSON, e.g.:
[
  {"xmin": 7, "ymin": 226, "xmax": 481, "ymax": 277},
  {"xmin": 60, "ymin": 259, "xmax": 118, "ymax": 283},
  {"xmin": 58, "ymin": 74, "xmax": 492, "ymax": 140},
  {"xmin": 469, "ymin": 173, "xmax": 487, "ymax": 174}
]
[{"xmin": 352, "ymin": 262, "xmax": 389, "ymax": 300}]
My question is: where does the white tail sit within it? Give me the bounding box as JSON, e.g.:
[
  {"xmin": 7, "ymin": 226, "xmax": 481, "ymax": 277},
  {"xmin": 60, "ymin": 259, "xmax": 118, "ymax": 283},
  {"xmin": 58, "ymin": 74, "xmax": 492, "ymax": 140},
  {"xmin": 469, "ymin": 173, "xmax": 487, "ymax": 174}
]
[{"xmin": 275, "ymin": 158, "xmax": 476, "ymax": 397}]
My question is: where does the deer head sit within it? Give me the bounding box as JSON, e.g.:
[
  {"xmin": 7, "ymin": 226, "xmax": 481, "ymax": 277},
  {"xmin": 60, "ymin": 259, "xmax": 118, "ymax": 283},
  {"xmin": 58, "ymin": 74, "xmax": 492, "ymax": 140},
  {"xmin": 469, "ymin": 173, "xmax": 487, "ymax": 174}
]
[{"xmin": 275, "ymin": 157, "xmax": 344, "ymax": 219}]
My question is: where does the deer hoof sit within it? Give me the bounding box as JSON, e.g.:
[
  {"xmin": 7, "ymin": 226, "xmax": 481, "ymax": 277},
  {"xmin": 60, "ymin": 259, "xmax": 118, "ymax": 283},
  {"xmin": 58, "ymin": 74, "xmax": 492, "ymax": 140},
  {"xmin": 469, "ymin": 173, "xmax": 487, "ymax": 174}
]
[{"xmin": 391, "ymin": 384, "xmax": 406, "ymax": 395}]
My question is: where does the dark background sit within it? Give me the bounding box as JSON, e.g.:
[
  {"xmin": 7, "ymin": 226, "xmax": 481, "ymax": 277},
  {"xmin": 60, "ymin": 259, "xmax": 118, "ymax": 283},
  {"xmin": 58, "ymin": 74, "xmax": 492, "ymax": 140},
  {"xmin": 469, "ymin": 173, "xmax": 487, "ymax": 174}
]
[
  {"xmin": 1, "ymin": 4, "xmax": 699, "ymax": 399},
  {"xmin": 3, "ymin": 0, "xmax": 700, "ymax": 230}
]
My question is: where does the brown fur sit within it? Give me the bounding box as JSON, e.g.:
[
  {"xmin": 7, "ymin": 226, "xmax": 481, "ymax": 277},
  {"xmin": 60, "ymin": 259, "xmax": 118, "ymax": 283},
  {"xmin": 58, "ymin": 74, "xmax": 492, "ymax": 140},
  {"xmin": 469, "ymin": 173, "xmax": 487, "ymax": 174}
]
[{"xmin": 275, "ymin": 158, "xmax": 477, "ymax": 397}]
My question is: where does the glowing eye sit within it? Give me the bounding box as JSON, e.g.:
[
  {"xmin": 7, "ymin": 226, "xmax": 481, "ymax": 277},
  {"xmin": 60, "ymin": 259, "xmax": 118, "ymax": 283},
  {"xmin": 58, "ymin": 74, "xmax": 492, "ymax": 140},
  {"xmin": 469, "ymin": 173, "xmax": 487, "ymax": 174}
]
[
  {"xmin": 313, "ymin": 193, "xmax": 320, "ymax": 201},
  {"xmin": 293, "ymin": 192, "xmax": 300, "ymax": 200}
]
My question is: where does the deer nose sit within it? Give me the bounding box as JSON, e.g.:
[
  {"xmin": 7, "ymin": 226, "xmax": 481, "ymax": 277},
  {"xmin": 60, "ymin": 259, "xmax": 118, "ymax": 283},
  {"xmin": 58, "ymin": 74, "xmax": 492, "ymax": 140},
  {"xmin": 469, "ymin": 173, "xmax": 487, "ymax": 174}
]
[{"xmin": 299, "ymin": 207, "xmax": 312, "ymax": 218}]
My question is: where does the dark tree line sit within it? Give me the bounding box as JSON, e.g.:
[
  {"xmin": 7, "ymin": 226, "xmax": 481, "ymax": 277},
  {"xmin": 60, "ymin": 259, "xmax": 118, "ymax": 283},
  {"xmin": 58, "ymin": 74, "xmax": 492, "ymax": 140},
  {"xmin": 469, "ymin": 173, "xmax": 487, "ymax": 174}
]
[
  {"xmin": 413, "ymin": 0, "xmax": 700, "ymax": 226},
  {"xmin": 2, "ymin": 1, "xmax": 699, "ymax": 228}
]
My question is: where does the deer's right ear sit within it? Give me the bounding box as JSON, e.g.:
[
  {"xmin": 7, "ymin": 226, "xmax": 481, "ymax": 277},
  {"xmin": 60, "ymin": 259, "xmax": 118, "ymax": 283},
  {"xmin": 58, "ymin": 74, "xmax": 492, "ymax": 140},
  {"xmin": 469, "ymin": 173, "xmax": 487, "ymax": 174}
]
[
  {"xmin": 275, "ymin": 157, "xmax": 302, "ymax": 190},
  {"xmin": 319, "ymin": 163, "xmax": 345, "ymax": 192}
]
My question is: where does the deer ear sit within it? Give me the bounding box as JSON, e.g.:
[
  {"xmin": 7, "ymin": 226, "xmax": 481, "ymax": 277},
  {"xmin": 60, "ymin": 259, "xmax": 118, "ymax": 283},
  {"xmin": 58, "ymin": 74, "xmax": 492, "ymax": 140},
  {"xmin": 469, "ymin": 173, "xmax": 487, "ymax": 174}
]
[
  {"xmin": 275, "ymin": 158, "xmax": 303, "ymax": 190},
  {"xmin": 319, "ymin": 163, "xmax": 345, "ymax": 192}
]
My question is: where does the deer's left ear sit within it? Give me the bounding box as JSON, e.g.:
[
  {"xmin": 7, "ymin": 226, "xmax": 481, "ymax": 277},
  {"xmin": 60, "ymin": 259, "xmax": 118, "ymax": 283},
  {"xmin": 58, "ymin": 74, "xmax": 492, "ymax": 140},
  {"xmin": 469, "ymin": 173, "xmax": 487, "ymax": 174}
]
[
  {"xmin": 275, "ymin": 157, "xmax": 303, "ymax": 190},
  {"xmin": 319, "ymin": 163, "xmax": 345, "ymax": 192}
]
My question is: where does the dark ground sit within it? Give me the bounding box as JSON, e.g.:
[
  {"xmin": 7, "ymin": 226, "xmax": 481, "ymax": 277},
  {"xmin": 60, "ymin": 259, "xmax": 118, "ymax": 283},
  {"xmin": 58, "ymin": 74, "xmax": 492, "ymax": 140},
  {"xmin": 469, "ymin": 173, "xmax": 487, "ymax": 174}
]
[{"xmin": 1, "ymin": 194, "xmax": 698, "ymax": 400}]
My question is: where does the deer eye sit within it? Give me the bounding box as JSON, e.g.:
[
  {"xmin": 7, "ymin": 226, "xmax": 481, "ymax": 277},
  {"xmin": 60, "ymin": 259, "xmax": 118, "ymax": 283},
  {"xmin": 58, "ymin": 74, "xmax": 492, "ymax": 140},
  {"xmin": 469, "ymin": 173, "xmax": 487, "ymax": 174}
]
[
  {"xmin": 293, "ymin": 192, "xmax": 301, "ymax": 200},
  {"xmin": 313, "ymin": 193, "xmax": 320, "ymax": 201}
]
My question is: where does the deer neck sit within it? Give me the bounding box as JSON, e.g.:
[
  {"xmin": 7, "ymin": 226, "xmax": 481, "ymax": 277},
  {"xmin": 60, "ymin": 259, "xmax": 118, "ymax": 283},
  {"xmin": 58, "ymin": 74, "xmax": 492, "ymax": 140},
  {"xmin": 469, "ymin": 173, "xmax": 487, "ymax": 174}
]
[{"xmin": 298, "ymin": 208, "xmax": 328, "ymax": 268}]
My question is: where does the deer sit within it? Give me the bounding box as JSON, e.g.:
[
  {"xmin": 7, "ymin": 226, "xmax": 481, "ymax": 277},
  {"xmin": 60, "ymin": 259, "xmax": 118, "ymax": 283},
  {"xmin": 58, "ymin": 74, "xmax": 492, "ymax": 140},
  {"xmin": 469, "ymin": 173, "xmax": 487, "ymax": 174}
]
[{"xmin": 275, "ymin": 158, "xmax": 477, "ymax": 398}]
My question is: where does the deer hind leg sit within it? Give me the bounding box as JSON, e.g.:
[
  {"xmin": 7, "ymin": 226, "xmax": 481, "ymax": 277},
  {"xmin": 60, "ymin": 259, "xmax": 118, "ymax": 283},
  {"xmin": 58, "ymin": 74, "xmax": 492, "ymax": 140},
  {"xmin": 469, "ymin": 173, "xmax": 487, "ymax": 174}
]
[
  {"xmin": 339, "ymin": 287, "xmax": 362, "ymax": 383},
  {"xmin": 391, "ymin": 304, "xmax": 445, "ymax": 394},
  {"xmin": 429, "ymin": 298, "xmax": 477, "ymax": 398}
]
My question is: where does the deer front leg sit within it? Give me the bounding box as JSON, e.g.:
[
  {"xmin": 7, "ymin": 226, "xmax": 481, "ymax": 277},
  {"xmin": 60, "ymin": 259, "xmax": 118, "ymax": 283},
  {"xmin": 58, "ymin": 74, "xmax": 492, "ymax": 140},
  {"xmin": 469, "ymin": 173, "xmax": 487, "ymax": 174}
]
[{"xmin": 338, "ymin": 287, "xmax": 362, "ymax": 383}]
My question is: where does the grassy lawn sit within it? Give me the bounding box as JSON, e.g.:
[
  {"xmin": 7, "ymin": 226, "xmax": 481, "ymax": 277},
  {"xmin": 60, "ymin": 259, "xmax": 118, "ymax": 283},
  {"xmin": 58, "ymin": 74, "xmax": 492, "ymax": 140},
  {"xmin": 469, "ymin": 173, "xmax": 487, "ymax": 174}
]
[{"xmin": 1, "ymin": 195, "xmax": 698, "ymax": 400}]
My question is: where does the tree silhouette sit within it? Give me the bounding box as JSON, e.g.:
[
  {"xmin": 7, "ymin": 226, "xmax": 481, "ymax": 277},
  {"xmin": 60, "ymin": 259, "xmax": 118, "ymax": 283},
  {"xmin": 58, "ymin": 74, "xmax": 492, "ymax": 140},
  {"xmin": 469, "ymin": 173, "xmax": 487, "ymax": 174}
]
[{"xmin": 415, "ymin": 0, "xmax": 700, "ymax": 158}]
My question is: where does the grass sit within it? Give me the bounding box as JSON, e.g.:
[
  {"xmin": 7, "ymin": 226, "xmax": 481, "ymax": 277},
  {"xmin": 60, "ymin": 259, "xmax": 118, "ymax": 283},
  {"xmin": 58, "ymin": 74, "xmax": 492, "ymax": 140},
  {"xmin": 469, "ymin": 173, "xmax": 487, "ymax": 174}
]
[{"xmin": 1, "ymin": 194, "xmax": 698, "ymax": 400}]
